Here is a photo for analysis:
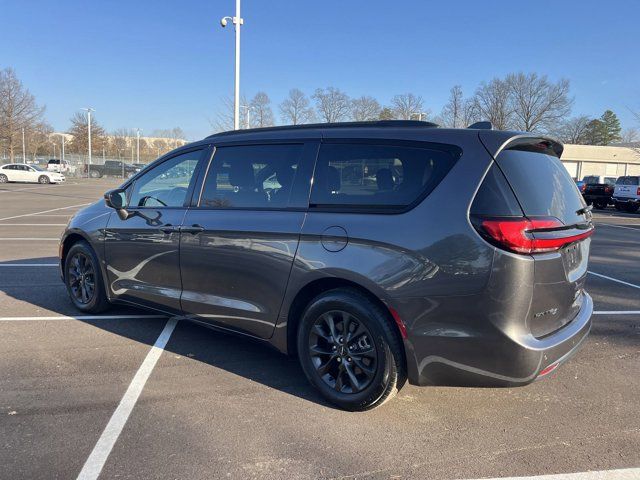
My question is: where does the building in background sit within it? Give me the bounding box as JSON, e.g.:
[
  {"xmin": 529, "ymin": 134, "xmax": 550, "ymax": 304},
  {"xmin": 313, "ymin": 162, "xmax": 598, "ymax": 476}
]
[{"xmin": 561, "ymin": 144, "xmax": 640, "ymax": 180}]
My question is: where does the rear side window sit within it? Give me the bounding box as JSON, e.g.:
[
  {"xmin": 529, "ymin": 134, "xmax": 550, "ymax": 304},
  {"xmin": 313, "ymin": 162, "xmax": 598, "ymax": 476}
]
[
  {"xmin": 616, "ymin": 176, "xmax": 640, "ymax": 185},
  {"xmin": 309, "ymin": 142, "xmax": 461, "ymax": 211},
  {"xmin": 199, "ymin": 144, "xmax": 305, "ymax": 209},
  {"xmin": 496, "ymin": 149, "xmax": 586, "ymax": 226},
  {"xmin": 470, "ymin": 164, "xmax": 523, "ymax": 216}
]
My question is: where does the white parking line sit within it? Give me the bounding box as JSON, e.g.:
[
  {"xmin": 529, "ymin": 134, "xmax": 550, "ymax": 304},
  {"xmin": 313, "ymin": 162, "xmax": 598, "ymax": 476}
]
[
  {"xmin": 0, "ymin": 314, "xmax": 167, "ymax": 321},
  {"xmin": 593, "ymin": 311, "xmax": 640, "ymax": 315},
  {"xmin": 597, "ymin": 223, "xmax": 640, "ymax": 232},
  {"xmin": 0, "ymin": 202, "xmax": 90, "ymax": 222},
  {"xmin": 588, "ymin": 271, "xmax": 640, "ymax": 290},
  {"xmin": 76, "ymin": 317, "xmax": 179, "ymax": 480},
  {"xmin": 0, "ymin": 263, "xmax": 58, "ymax": 267},
  {"xmin": 0, "ymin": 238, "xmax": 59, "ymax": 241},
  {"xmin": 462, "ymin": 467, "xmax": 640, "ymax": 479}
]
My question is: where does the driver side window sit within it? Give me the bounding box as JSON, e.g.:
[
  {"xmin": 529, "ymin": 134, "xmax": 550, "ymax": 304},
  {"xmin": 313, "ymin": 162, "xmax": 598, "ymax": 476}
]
[{"xmin": 129, "ymin": 149, "xmax": 203, "ymax": 208}]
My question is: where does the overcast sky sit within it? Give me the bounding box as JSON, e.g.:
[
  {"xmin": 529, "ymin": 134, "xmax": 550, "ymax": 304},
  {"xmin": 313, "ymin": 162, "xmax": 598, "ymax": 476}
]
[{"xmin": 2, "ymin": 0, "xmax": 639, "ymax": 139}]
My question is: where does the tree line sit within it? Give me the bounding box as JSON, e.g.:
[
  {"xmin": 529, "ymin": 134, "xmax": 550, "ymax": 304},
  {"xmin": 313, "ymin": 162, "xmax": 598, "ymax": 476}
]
[
  {"xmin": 0, "ymin": 68, "xmax": 187, "ymax": 162},
  {"xmin": 215, "ymin": 73, "xmax": 636, "ymax": 146}
]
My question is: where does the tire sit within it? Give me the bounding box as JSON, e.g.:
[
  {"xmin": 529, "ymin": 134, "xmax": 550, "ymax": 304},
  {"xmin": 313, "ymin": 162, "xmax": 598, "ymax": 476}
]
[
  {"xmin": 38, "ymin": 175, "xmax": 50, "ymax": 184},
  {"xmin": 89, "ymin": 169, "xmax": 102, "ymax": 178},
  {"xmin": 297, "ymin": 289, "xmax": 406, "ymax": 411},
  {"xmin": 625, "ymin": 204, "xmax": 639, "ymax": 213},
  {"xmin": 64, "ymin": 240, "xmax": 110, "ymax": 313},
  {"xmin": 615, "ymin": 202, "xmax": 623, "ymax": 211},
  {"xmin": 0, "ymin": 174, "xmax": 7, "ymax": 183}
]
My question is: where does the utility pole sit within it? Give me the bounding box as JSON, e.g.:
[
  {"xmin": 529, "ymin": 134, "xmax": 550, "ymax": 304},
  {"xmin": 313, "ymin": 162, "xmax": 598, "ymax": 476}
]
[
  {"xmin": 220, "ymin": 0, "xmax": 243, "ymax": 130},
  {"xmin": 136, "ymin": 128, "xmax": 142, "ymax": 164},
  {"xmin": 22, "ymin": 128, "xmax": 26, "ymax": 162}
]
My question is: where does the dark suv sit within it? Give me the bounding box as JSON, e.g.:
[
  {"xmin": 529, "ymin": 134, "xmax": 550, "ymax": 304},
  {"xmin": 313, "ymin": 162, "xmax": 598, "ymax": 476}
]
[{"xmin": 60, "ymin": 121, "xmax": 594, "ymax": 410}]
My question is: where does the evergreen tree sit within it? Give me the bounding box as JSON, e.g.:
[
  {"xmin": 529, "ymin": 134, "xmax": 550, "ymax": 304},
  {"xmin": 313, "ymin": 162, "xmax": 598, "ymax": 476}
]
[
  {"xmin": 583, "ymin": 119, "xmax": 606, "ymax": 145},
  {"xmin": 599, "ymin": 110, "xmax": 621, "ymax": 145}
]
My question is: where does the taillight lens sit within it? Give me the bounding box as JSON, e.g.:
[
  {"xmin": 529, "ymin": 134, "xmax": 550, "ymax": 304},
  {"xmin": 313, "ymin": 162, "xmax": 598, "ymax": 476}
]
[
  {"xmin": 474, "ymin": 216, "xmax": 594, "ymax": 254},
  {"xmin": 605, "ymin": 186, "xmax": 613, "ymax": 194},
  {"xmin": 637, "ymin": 187, "xmax": 640, "ymax": 196}
]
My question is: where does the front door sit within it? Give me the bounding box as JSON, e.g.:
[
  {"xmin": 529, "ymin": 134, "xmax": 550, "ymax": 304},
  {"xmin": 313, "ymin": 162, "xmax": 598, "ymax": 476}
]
[
  {"xmin": 104, "ymin": 147, "xmax": 206, "ymax": 314},
  {"xmin": 179, "ymin": 142, "xmax": 317, "ymax": 338}
]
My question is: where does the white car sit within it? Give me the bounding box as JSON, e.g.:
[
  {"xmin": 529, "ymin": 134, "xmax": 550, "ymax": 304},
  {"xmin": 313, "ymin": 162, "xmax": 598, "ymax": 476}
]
[
  {"xmin": 0, "ymin": 163, "xmax": 66, "ymax": 184},
  {"xmin": 47, "ymin": 159, "xmax": 77, "ymax": 175},
  {"xmin": 613, "ymin": 175, "xmax": 640, "ymax": 213}
]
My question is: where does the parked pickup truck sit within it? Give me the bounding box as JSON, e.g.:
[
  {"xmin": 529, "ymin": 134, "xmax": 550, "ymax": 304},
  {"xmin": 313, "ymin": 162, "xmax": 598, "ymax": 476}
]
[
  {"xmin": 613, "ymin": 176, "xmax": 640, "ymax": 213},
  {"xmin": 85, "ymin": 160, "xmax": 141, "ymax": 178},
  {"xmin": 581, "ymin": 175, "xmax": 616, "ymax": 209}
]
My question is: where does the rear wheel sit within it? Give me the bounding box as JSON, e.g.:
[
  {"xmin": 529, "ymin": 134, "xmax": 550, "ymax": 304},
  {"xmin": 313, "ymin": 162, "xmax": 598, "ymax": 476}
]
[
  {"xmin": 0, "ymin": 174, "xmax": 7, "ymax": 183},
  {"xmin": 38, "ymin": 175, "xmax": 50, "ymax": 184},
  {"xmin": 64, "ymin": 241, "xmax": 110, "ymax": 313},
  {"xmin": 615, "ymin": 202, "xmax": 623, "ymax": 211},
  {"xmin": 89, "ymin": 169, "xmax": 102, "ymax": 178},
  {"xmin": 297, "ymin": 289, "xmax": 406, "ymax": 411},
  {"xmin": 625, "ymin": 204, "xmax": 639, "ymax": 213}
]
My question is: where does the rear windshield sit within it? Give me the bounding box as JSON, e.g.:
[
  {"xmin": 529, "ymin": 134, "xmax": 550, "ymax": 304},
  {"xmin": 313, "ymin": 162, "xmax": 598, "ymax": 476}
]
[
  {"xmin": 495, "ymin": 149, "xmax": 586, "ymax": 226},
  {"xmin": 616, "ymin": 176, "xmax": 639, "ymax": 186}
]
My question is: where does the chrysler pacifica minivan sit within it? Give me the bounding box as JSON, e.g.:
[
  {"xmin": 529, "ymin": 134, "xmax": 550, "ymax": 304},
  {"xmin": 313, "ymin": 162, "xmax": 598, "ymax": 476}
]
[{"xmin": 60, "ymin": 121, "xmax": 594, "ymax": 410}]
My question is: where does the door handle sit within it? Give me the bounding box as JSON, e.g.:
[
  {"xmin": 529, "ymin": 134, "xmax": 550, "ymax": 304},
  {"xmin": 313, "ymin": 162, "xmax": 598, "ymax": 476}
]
[
  {"xmin": 160, "ymin": 224, "xmax": 178, "ymax": 234},
  {"xmin": 180, "ymin": 224, "xmax": 204, "ymax": 234}
]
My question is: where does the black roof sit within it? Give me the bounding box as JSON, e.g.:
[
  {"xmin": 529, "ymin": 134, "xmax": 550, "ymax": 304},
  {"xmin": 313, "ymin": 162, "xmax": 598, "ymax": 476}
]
[{"xmin": 206, "ymin": 120, "xmax": 439, "ymax": 139}]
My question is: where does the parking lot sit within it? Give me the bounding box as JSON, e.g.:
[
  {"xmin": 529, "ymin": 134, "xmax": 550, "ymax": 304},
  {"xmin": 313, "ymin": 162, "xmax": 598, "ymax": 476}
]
[{"xmin": 0, "ymin": 179, "xmax": 638, "ymax": 480}]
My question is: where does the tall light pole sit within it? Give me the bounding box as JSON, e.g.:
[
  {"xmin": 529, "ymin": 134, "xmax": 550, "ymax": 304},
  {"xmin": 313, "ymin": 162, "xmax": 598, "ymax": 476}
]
[
  {"xmin": 57, "ymin": 134, "xmax": 65, "ymax": 164},
  {"xmin": 412, "ymin": 112, "xmax": 428, "ymax": 121},
  {"xmin": 22, "ymin": 128, "xmax": 26, "ymax": 162},
  {"xmin": 220, "ymin": 0, "xmax": 243, "ymax": 130},
  {"xmin": 81, "ymin": 107, "xmax": 94, "ymax": 177},
  {"xmin": 241, "ymin": 104, "xmax": 252, "ymax": 129},
  {"xmin": 135, "ymin": 128, "xmax": 142, "ymax": 164}
]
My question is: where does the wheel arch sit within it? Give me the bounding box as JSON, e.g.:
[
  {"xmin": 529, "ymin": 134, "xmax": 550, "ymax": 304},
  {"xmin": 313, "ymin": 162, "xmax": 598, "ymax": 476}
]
[{"xmin": 282, "ymin": 277, "xmax": 407, "ymax": 368}]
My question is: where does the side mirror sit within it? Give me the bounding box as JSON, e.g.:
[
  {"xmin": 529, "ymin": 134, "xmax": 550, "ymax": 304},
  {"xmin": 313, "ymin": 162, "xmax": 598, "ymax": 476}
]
[{"xmin": 104, "ymin": 189, "xmax": 131, "ymax": 220}]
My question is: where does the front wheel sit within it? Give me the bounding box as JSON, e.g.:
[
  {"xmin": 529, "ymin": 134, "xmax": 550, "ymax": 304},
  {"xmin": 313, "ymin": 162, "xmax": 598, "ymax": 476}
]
[
  {"xmin": 64, "ymin": 241, "xmax": 111, "ymax": 313},
  {"xmin": 297, "ymin": 289, "xmax": 406, "ymax": 411},
  {"xmin": 38, "ymin": 175, "xmax": 50, "ymax": 184},
  {"xmin": 0, "ymin": 174, "xmax": 8, "ymax": 183}
]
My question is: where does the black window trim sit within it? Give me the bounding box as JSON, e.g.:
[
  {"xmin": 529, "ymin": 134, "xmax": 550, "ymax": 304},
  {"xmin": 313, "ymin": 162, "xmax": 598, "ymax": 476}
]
[
  {"xmin": 308, "ymin": 138, "xmax": 463, "ymax": 215},
  {"xmin": 193, "ymin": 140, "xmax": 318, "ymax": 212},
  {"xmin": 123, "ymin": 145, "xmax": 209, "ymax": 210}
]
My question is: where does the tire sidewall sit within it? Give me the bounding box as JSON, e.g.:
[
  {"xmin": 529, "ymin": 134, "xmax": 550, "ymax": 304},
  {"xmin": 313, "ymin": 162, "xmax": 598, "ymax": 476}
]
[
  {"xmin": 0, "ymin": 174, "xmax": 7, "ymax": 183},
  {"xmin": 297, "ymin": 291, "xmax": 396, "ymax": 410},
  {"xmin": 64, "ymin": 241, "xmax": 106, "ymax": 312},
  {"xmin": 38, "ymin": 175, "xmax": 50, "ymax": 184}
]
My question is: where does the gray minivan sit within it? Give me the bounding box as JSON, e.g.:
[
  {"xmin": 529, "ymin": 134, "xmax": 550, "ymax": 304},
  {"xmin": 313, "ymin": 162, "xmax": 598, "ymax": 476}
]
[{"xmin": 59, "ymin": 121, "xmax": 594, "ymax": 410}]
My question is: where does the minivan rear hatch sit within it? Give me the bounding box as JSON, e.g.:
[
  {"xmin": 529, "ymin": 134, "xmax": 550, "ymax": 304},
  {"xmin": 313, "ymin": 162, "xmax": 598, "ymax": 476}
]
[{"xmin": 477, "ymin": 136, "xmax": 594, "ymax": 338}]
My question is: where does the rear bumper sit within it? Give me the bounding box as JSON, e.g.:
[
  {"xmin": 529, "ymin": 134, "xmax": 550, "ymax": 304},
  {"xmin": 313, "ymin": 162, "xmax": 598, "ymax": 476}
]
[
  {"xmin": 613, "ymin": 197, "xmax": 639, "ymax": 203},
  {"xmin": 405, "ymin": 292, "xmax": 592, "ymax": 387}
]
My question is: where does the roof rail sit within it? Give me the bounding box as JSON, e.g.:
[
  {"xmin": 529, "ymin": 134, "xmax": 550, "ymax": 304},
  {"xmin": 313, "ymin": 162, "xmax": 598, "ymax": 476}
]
[
  {"xmin": 206, "ymin": 120, "xmax": 439, "ymax": 139},
  {"xmin": 468, "ymin": 121, "xmax": 493, "ymax": 130}
]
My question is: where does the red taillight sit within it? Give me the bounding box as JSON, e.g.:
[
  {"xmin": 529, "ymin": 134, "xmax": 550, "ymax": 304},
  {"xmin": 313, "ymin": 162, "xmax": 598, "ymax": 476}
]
[
  {"xmin": 605, "ymin": 186, "xmax": 613, "ymax": 194},
  {"xmin": 580, "ymin": 184, "xmax": 586, "ymax": 192},
  {"xmin": 477, "ymin": 217, "xmax": 594, "ymax": 254},
  {"xmin": 637, "ymin": 187, "xmax": 640, "ymax": 196},
  {"xmin": 538, "ymin": 362, "xmax": 559, "ymax": 377}
]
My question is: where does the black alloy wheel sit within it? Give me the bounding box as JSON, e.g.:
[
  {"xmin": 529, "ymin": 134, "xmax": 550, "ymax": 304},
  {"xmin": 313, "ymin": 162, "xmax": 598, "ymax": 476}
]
[{"xmin": 67, "ymin": 252, "xmax": 96, "ymax": 305}]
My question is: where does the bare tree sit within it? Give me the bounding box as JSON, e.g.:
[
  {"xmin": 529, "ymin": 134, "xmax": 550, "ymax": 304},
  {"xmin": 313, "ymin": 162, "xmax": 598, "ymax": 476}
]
[
  {"xmin": 440, "ymin": 86, "xmax": 466, "ymax": 128},
  {"xmin": 506, "ymin": 73, "xmax": 572, "ymax": 132},
  {"xmin": 391, "ymin": 93, "xmax": 425, "ymax": 120},
  {"xmin": 249, "ymin": 92, "xmax": 274, "ymax": 128},
  {"xmin": 26, "ymin": 121, "xmax": 53, "ymax": 159},
  {"xmin": 279, "ymin": 88, "xmax": 314, "ymax": 125},
  {"xmin": 472, "ymin": 78, "xmax": 513, "ymax": 130},
  {"xmin": 350, "ymin": 95, "xmax": 381, "ymax": 121},
  {"xmin": 0, "ymin": 68, "xmax": 46, "ymax": 160},
  {"xmin": 312, "ymin": 87, "xmax": 351, "ymax": 123},
  {"xmin": 67, "ymin": 111, "xmax": 107, "ymax": 155},
  {"xmin": 621, "ymin": 127, "xmax": 640, "ymax": 144},
  {"xmin": 555, "ymin": 115, "xmax": 591, "ymax": 144},
  {"xmin": 210, "ymin": 94, "xmax": 247, "ymax": 132}
]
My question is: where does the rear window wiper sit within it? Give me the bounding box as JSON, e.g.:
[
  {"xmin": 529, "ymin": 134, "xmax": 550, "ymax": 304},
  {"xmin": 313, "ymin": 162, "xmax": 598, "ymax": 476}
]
[{"xmin": 576, "ymin": 204, "xmax": 592, "ymax": 216}]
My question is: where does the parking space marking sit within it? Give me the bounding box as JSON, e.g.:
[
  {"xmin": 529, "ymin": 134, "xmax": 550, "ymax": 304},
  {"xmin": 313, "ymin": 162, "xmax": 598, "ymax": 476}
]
[
  {"xmin": 76, "ymin": 317, "xmax": 179, "ymax": 480},
  {"xmin": 0, "ymin": 202, "xmax": 90, "ymax": 221},
  {"xmin": 0, "ymin": 238, "xmax": 59, "ymax": 241},
  {"xmin": 464, "ymin": 467, "xmax": 640, "ymax": 479},
  {"xmin": 593, "ymin": 311, "xmax": 640, "ymax": 315},
  {"xmin": 0, "ymin": 314, "xmax": 167, "ymax": 321},
  {"xmin": 596, "ymin": 223, "xmax": 640, "ymax": 231},
  {"xmin": 0, "ymin": 263, "xmax": 58, "ymax": 267},
  {"xmin": 588, "ymin": 271, "xmax": 640, "ymax": 290}
]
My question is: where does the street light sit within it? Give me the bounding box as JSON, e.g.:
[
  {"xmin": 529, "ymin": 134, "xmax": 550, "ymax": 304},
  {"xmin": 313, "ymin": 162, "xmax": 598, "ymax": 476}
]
[
  {"xmin": 135, "ymin": 128, "xmax": 142, "ymax": 164},
  {"xmin": 220, "ymin": 0, "xmax": 244, "ymax": 130},
  {"xmin": 55, "ymin": 133, "xmax": 66, "ymax": 164},
  {"xmin": 81, "ymin": 107, "xmax": 95, "ymax": 177},
  {"xmin": 240, "ymin": 104, "xmax": 253, "ymax": 129},
  {"xmin": 412, "ymin": 112, "xmax": 428, "ymax": 121},
  {"xmin": 22, "ymin": 127, "xmax": 26, "ymax": 162}
]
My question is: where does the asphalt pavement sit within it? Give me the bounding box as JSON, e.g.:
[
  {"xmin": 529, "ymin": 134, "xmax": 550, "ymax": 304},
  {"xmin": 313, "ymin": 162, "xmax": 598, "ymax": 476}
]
[{"xmin": 0, "ymin": 179, "xmax": 638, "ymax": 480}]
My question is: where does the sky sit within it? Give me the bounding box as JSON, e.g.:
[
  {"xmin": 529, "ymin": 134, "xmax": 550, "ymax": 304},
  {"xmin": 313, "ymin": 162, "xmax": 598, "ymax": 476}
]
[{"xmin": 1, "ymin": 0, "xmax": 639, "ymax": 140}]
